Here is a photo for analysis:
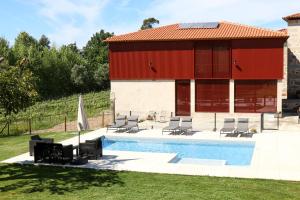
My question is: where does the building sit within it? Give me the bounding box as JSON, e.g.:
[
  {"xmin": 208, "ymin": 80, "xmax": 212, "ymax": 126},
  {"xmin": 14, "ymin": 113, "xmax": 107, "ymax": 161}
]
[{"xmin": 106, "ymin": 19, "xmax": 291, "ymax": 117}]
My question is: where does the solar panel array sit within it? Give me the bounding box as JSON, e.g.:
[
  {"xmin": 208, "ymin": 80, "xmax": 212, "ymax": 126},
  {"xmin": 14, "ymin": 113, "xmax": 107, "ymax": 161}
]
[{"xmin": 179, "ymin": 22, "xmax": 219, "ymax": 29}]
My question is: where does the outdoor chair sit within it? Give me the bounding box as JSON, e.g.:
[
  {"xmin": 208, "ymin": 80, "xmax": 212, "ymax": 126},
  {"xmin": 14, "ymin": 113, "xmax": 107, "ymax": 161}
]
[
  {"xmin": 34, "ymin": 142, "xmax": 73, "ymax": 164},
  {"xmin": 29, "ymin": 135, "xmax": 54, "ymax": 156},
  {"xmin": 220, "ymin": 118, "xmax": 236, "ymax": 136},
  {"xmin": 162, "ymin": 117, "xmax": 180, "ymax": 135},
  {"xmin": 180, "ymin": 117, "xmax": 192, "ymax": 135},
  {"xmin": 159, "ymin": 111, "xmax": 168, "ymax": 123},
  {"xmin": 123, "ymin": 115, "xmax": 139, "ymax": 133},
  {"xmin": 79, "ymin": 137, "xmax": 103, "ymax": 160},
  {"xmin": 106, "ymin": 115, "xmax": 126, "ymax": 132},
  {"xmin": 235, "ymin": 118, "xmax": 250, "ymax": 135}
]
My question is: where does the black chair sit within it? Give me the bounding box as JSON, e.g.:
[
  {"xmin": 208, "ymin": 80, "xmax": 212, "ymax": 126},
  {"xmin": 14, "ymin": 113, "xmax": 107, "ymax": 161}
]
[
  {"xmin": 34, "ymin": 143, "xmax": 73, "ymax": 164},
  {"xmin": 29, "ymin": 135, "xmax": 54, "ymax": 156},
  {"xmin": 79, "ymin": 137, "xmax": 103, "ymax": 160}
]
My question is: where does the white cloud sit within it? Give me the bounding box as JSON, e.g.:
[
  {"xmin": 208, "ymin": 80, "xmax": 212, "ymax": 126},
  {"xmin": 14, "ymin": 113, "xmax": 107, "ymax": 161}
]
[
  {"xmin": 31, "ymin": 0, "xmax": 110, "ymax": 47},
  {"xmin": 143, "ymin": 0, "xmax": 300, "ymax": 28}
]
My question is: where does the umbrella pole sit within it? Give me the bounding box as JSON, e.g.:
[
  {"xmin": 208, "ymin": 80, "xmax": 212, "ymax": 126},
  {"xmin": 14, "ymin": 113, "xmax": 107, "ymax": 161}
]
[{"xmin": 77, "ymin": 131, "xmax": 80, "ymax": 157}]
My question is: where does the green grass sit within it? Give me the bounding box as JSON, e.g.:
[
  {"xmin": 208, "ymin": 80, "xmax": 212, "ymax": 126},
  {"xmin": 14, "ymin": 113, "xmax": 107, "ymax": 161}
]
[
  {"xmin": 0, "ymin": 91, "xmax": 110, "ymax": 135},
  {"xmin": 0, "ymin": 132, "xmax": 79, "ymax": 161},
  {"xmin": 0, "ymin": 164, "xmax": 299, "ymax": 200}
]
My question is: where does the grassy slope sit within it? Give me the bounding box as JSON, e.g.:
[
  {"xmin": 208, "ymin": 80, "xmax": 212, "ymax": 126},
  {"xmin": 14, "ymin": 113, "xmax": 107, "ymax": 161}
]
[
  {"xmin": 0, "ymin": 91, "xmax": 110, "ymax": 134},
  {"xmin": 0, "ymin": 164, "xmax": 299, "ymax": 200},
  {"xmin": 0, "ymin": 132, "xmax": 79, "ymax": 161},
  {"xmin": 2, "ymin": 90, "xmax": 110, "ymax": 120}
]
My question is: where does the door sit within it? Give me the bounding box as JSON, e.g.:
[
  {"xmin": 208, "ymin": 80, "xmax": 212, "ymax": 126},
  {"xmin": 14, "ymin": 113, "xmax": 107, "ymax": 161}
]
[{"xmin": 176, "ymin": 80, "xmax": 190, "ymax": 116}]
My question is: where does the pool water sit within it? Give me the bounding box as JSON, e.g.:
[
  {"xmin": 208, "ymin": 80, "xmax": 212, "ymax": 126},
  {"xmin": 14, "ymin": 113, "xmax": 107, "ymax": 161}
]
[{"xmin": 102, "ymin": 137, "xmax": 255, "ymax": 166}]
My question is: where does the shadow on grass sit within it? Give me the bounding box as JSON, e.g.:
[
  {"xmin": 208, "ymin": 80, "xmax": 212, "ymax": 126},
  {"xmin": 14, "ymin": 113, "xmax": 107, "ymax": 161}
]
[{"xmin": 0, "ymin": 164, "xmax": 124, "ymax": 195}]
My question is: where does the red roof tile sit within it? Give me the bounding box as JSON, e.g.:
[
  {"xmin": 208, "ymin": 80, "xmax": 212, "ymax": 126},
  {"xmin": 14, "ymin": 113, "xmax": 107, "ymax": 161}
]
[
  {"xmin": 283, "ymin": 13, "xmax": 300, "ymax": 21},
  {"xmin": 106, "ymin": 21, "xmax": 288, "ymax": 42}
]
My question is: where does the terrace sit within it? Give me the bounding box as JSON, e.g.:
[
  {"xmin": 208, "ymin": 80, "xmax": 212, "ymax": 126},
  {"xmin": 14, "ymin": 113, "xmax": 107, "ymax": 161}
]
[{"xmin": 3, "ymin": 120, "xmax": 300, "ymax": 181}]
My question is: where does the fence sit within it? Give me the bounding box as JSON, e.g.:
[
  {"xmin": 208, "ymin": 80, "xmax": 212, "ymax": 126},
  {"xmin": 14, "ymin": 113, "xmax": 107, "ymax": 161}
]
[{"xmin": 0, "ymin": 94, "xmax": 114, "ymax": 136}]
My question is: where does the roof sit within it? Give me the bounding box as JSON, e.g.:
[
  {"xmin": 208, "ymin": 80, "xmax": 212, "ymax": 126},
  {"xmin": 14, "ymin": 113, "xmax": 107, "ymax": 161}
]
[
  {"xmin": 105, "ymin": 21, "xmax": 288, "ymax": 43},
  {"xmin": 278, "ymin": 28, "xmax": 288, "ymax": 34},
  {"xmin": 283, "ymin": 13, "xmax": 300, "ymax": 21}
]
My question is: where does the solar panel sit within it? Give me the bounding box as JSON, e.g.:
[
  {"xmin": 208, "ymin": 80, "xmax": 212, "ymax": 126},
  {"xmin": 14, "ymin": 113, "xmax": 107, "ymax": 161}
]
[{"xmin": 179, "ymin": 22, "xmax": 219, "ymax": 29}]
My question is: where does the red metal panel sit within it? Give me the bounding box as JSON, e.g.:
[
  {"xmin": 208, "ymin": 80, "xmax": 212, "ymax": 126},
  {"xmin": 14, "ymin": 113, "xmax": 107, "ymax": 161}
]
[
  {"xmin": 235, "ymin": 80, "xmax": 277, "ymax": 113},
  {"xmin": 195, "ymin": 80, "xmax": 229, "ymax": 112},
  {"xmin": 232, "ymin": 39, "xmax": 285, "ymax": 79},
  {"xmin": 176, "ymin": 80, "xmax": 191, "ymax": 116},
  {"xmin": 109, "ymin": 42, "xmax": 194, "ymax": 80}
]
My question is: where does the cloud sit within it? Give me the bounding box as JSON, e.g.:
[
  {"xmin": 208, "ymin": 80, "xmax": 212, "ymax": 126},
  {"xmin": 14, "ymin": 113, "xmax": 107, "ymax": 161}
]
[
  {"xmin": 30, "ymin": 0, "xmax": 110, "ymax": 47},
  {"xmin": 143, "ymin": 0, "xmax": 300, "ymax": 28}
]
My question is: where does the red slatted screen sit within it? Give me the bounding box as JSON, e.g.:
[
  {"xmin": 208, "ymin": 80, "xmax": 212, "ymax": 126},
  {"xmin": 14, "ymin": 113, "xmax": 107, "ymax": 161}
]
[
  {"xmin": 213, "ymin": 45, "xmax": 231, "ymax": 78},
  {"xmin": 235, "ymin": 80, "xmax": 277, "ymax": 113},
  {"xmin": 195, "ymin": 80, "xmax": 229, "ymax": 112},
  {"xmin": 195, "ymin": 42, "xmax": 230, "ymax": 79},
  {"xmin": 195, "ymin": 45, "xmax": 212, "ymax": 78},
  {"xmin": 176, "ymin": 80, "xmax": 191, "ymax": 116}
]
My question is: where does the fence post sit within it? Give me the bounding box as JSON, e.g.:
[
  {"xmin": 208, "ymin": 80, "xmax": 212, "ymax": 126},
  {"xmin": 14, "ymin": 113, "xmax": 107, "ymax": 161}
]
[
  {"xmin": 102, "ymin": 112, "xmax": 105, "ymax": 127},
  {"xmin": 260, "ymin": 113, "xmax": 264, "ymax": 133},
  {"xmin": 7, "ymin": 120, "xmax": 10, "ymax": 135},
  {"xmin": 64, "ymin": 115, "xmax": 67, "ymax": 132},
  {"xmin": 213, "ymin": 113, "xmax": 217, "ymax": 132},
  {"xmin": 29, "ymin": 118, "xmax": 32, "ymax": 135}
]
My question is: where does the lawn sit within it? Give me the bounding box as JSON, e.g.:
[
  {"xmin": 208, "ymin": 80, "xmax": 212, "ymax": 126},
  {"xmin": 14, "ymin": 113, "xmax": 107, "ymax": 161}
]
[
  {"xmin": 0, "ymin": 132, "xmax": 79, "ymax": 161},
  {"xmin": 0, "ymin": 164, "xmax": 299, "ymax": 200}
]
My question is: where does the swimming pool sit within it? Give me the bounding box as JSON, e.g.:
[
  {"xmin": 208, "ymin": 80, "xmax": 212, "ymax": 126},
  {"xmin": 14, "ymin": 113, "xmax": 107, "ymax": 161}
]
[{"xmin": 102, "ymin": 137, "xmax": 255, "ymax": 166}]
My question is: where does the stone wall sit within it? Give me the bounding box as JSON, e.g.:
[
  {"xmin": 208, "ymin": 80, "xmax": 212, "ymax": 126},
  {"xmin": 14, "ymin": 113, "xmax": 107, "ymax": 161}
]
[{"xmin": 287, "ymin": 19, "xmax": 300, "ymax": 99}]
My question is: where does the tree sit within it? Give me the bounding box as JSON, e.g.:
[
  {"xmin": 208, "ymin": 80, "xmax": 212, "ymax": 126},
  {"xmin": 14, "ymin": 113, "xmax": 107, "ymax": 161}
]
[
  {"xmin": 0, "ymin": 61, "xmax": 37, "ymax": 117},
  {"xmin": 71, "ymin": 64, "xmax": 90, "ymax": 91},
  {"xmin": 38, "ymin": 35, "xmax": 50, "ymax": 49},
  {"xmin": 0, "ymin": 38, "xmax": 9, "ymax": 59},
  {"xmin": 83, "ymin": 30, "xmax": 113, "ymax": 90},
  {"xmin": 140, "ymin": 18, "xmax": 159, "ymax": 30}
]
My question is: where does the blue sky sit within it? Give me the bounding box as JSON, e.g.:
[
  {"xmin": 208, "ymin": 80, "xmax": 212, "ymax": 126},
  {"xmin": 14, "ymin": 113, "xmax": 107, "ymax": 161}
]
[{"xmin": 1, "ymin": 0, "xmax": 300, "ymax": 47}]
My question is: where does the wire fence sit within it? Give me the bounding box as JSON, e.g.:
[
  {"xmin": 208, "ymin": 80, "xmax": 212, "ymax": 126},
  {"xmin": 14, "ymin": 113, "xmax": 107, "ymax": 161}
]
[{"xmin": 0, "ymin": 94, "xmax": 113, "ymax": 136}]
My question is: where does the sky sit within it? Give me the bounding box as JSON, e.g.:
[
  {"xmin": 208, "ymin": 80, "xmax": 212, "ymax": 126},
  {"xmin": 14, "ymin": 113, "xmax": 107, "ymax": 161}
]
[{"xmin": 1, "ymin": 0, "xmax": 300, "ymax": 48}]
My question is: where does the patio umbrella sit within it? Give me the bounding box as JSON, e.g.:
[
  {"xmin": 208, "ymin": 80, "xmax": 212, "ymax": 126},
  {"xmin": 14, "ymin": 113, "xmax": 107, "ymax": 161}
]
[{"xmin": 77, "ymin": 95, "xmax": 89, "ymax": 156}]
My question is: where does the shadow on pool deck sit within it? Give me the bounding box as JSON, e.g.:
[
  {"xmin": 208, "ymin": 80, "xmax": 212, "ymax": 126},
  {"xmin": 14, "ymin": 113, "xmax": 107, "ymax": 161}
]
[{"xmin": 0, "ymin": 163, "xmax": 124, "ymax": 195}]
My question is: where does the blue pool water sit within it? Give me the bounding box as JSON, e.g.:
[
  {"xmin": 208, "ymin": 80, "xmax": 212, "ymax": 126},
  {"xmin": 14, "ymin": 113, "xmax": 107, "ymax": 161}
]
[{"xmin": 102, "ymin": 137, "xmax": 255, "ymax": 166}]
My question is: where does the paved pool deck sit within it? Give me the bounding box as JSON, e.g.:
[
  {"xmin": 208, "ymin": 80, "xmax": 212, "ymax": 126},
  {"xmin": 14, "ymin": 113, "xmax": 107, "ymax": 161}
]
[{"xmin": 3, "ymin": 128, "xmax": 300, "ymax": 181}]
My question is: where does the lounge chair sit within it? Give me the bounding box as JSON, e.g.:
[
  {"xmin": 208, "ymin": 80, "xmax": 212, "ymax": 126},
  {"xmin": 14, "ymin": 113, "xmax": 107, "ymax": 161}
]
[
  {"xmin": 180, "ymin": 117, "xmax": 192, "ymax": 135},
  {"xmin": 235, "ymin": 118, "xmax": 249, "ymax": 135},
  {"xmin": 220, "ymin": 118, "xmax": 235, "ymax": 136},
  {"xmin": 123, "ymin": 115, "xmax": 139, "ymax": 133},
  {"xmin": 162, "ymin": 117, "xmax": 180, "ymax": 135},
  {"xmin": 106, "ymin": 115, "xmax": 126, "ymax": 132}
]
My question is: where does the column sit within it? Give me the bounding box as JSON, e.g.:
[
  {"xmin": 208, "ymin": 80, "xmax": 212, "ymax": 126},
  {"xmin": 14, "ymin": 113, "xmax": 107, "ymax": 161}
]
[
  {"xmin": 190, "ymin": 80, "xmax": 195, "ymax": 115},
  {"xmin": 277, "ymin": 80, "xmax": 283, "ymax": 113},
  {"xmin": 229, "ymin": 79, "xmax": 235, "ymax": 114}
]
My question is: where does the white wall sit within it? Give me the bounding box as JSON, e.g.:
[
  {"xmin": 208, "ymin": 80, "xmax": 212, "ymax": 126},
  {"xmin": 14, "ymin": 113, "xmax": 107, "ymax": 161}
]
[{"xmin": 111, "ymin": 80, "xmax": 175, "ymax": 118}]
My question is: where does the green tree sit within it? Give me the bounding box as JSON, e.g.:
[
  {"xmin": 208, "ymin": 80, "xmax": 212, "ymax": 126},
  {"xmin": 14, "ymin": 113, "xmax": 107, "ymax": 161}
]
[
  {"xmin": 140, "ymin": 17, "xmax": 159, "ymax": 30},
  {"xmin": 71, "ymin": 64, "xmax": 90, "ymax": 91},
  {"xmin": 0, "ymin": 38, "xmax": 9, "ymax": 59},
  {"xmin": 38, "ymin": 35, "xmax": 50, "ymax": 49},
  {"xmin": 0, "ymin": 61, "xmax": 37, "ymax": 117},
  {"xmin": 83, "ymin": 30, "xmax": 113, "ymax": 91}
]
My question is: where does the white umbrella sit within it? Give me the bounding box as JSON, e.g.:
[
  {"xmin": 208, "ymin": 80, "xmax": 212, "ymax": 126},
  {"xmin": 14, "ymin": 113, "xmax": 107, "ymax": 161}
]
[{"xmin": 77, "ymin": 95, "xmax": 89, "ymax": 156}]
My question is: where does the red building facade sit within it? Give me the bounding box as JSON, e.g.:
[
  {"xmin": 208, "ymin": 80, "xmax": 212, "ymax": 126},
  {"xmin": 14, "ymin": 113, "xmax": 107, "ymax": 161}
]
[{"xmin": 106, "ymin": 22, "xmax": 288, "ymax": 115}]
